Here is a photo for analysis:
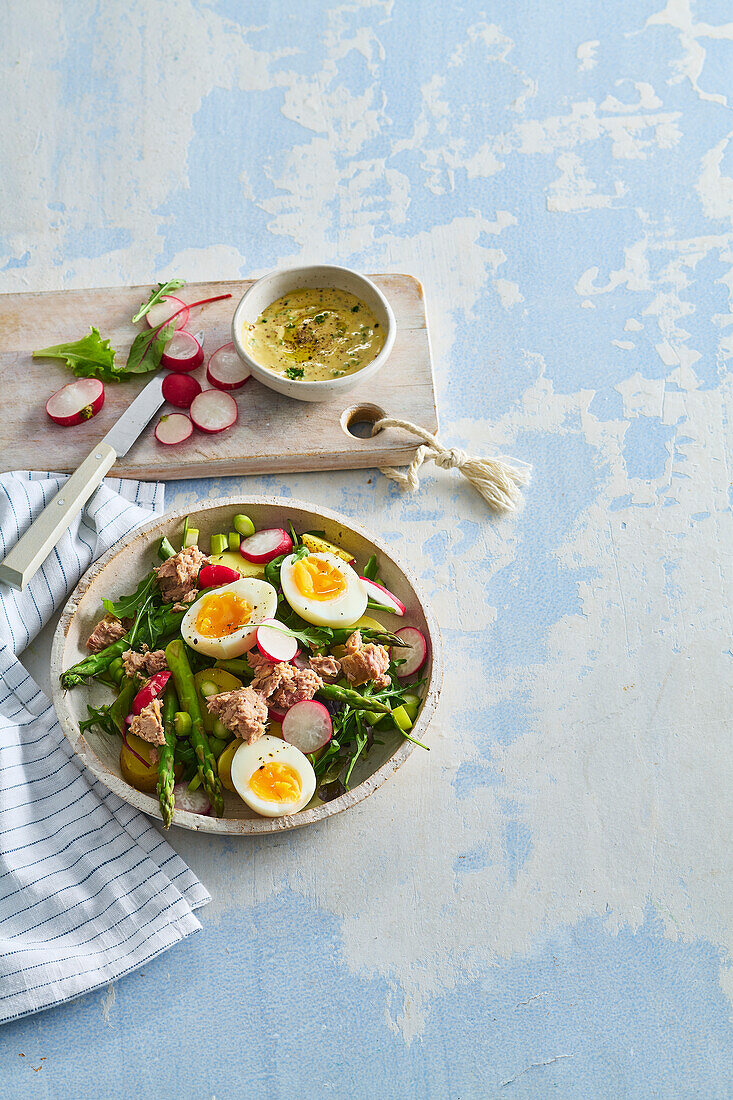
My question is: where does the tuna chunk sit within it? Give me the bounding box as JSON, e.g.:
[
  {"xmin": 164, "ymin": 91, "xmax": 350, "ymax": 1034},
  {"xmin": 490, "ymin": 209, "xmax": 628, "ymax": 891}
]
[
  {"xmin": 247, "ymin": 650, "xmax": 274, "ymax": 676},
  {"xmin": 122, "ymin": 649, "xmax": 168, "ymax": 679},
  {"xmin": 339, "ymin": 630, "xmax": 391, "ymax": 689},
  {"xmin": 86, "ymin": 615, "xmax": 127, "ymax": 653},
  {"xmin": 171, "ymin": 591, "xmax": 198, "ymax": 612},
  {"xmin": 309, "ymin": 654, "xmax": 341, "ymax": 683},
  {"xmin": 252, "ymin": 662, "xmax": 323, "ymax": 712},
  {"xmin": 155, "ymin": 546, "xmax": 208, "ymax": 604},
  {"xmin": 129, "ymin": 697, "xmax": 165, "ymax": 746},
  {"xmin": 207, "ymin": 687, "xmax": 268, "ymax": 743}
]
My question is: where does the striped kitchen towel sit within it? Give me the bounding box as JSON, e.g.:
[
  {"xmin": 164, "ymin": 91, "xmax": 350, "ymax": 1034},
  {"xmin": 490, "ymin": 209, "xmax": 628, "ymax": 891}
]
[{"xmin": 0, "ymin": 471, "xmax": 209, "ymax": 1025}]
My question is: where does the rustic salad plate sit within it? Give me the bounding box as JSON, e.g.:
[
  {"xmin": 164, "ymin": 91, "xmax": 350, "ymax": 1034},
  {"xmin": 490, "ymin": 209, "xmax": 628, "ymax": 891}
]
[{"xmin": 51, "ymin": 497, "xmax": 442, "ymax": 834}]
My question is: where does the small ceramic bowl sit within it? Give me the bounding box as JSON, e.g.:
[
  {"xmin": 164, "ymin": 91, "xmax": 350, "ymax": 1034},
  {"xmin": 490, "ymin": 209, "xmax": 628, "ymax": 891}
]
[{"xmin": 230, "ymin": 264, "xmax": 396, "ymax": 403}]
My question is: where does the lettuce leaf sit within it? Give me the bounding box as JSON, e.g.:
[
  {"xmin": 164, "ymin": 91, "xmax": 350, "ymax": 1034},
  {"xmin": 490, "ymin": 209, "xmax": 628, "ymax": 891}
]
[{"xmin": 33, "ymin": 326, "xmax": 122, "ymax": 381}]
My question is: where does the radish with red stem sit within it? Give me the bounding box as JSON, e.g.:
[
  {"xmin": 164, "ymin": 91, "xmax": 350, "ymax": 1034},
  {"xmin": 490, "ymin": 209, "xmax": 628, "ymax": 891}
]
[
  {"xmin": 161, "ymin": 372, "xmax": 201, "ymax": 408},
  {"xmin": 207, "ymin": 343, "xmax": 251, "ymax": 391},
  {"xmin": 46, "ymin": 378, "xmax": 105, "ymax": 426},
  {"xmin": 155, "ymin": 413, "xmax": 193, "ymax": 445},
  {"xmin": 161, "ymin": 331, "xmax": 204, "ymax": 372},
  {"xmin": 145, "ymin": 295, "xmax": 190, "ymax": 331},
  {"xmin": 127, "ymin": 293, "xmax": 232, "ymax": 376},
  {"xmin": 189, "ymin": 390, "xmax": 238, "ymax": 434}
]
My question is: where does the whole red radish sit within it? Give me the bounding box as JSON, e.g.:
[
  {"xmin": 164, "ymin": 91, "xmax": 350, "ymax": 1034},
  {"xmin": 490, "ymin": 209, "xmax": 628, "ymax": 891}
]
[
  {"xmin": 198, "ymin": 563, "xmax": 241, "ymax": 588},
  {"xmin": 162, "ymin": 372, "xmax": 202, "ymax": 409},
  {"xmin": 46, "ymin": 378, "xmax": 104, "ymax": 426}
]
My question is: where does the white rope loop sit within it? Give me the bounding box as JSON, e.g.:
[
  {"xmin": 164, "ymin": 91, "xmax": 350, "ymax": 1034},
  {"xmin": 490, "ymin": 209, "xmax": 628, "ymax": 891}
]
[{"xmin": 372, "ymin": 416, "xmax": 530, "ymax": 514}]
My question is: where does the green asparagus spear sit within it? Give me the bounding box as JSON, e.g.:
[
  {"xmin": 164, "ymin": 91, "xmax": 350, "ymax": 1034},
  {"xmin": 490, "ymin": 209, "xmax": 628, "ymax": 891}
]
[
  {"xmin": 60, "ymin": 609, "xmax": 185, "ymax": 689},
  {"xmin": 213, "ymin": 658, "xmax": 254, "ymax": 678},
  {"xmin": 165, "ymin": 639, "xmax": 224, "ymax": 817},
  {"xmin": 157, "ymin": 682, "xmax": 179, "ymax": 829},
  {"xmin": 318, "ymin": 682, "xmax": 392, "ymax": 714}
]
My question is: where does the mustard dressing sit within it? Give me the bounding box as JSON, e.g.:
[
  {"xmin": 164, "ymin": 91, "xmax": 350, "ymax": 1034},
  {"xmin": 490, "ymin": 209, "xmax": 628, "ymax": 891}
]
[{"xmin": 243, "ymin": 287, "xmax": 385, "ymax": 381}]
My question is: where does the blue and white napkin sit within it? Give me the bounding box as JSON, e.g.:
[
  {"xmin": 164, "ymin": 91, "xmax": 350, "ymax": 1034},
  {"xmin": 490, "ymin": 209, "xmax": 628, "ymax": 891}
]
[{"xmin": 0, "ymin": 471, "xmax": 209, "ymax": 1025}]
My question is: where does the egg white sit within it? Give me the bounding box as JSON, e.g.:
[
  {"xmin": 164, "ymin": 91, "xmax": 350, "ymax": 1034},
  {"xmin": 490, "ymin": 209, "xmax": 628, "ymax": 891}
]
[
  {"xmin": 230, "ymin": 734, "xmax": 316, "ymax": 817},
  {"xmin": 181, "ymin": 578, "xmax": 278, "ymax": 658},
  {"xmin": 280, "ymin": 552, "xmax": 367, "ymax": 628}
]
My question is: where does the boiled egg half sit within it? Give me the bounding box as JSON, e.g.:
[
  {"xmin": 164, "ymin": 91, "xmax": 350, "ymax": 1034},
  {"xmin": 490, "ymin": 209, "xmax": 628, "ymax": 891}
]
[
  {"xmin": 280, "ymin": 552, "xmax": 367, "ymax": 628},
  {"xmin": 181, "ymin": 578, "xmax": 277, "ymax": 658},
  {"xmin": 230, "ymin": 734, "xmax": 316, "ymax": 817}
]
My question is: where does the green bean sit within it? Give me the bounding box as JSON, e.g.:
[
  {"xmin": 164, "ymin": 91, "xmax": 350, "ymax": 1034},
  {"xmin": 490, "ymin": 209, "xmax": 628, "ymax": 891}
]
[{"xmin": 165, "ymin": 640, "xmax": 223, "ymax": 816}]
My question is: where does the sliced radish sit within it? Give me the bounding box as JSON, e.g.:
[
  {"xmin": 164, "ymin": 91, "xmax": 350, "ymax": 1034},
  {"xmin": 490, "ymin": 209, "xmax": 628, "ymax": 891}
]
[
  {"xmin": 132, "ymin": 671, "xmax": 172, "ymax": 715},
  {"xmin": 269, "ymin": 707, "xmax": 287, "ymax": 723},
  {"xmin": 162, "ymin": 372, "xmax": 202, "ymax": 408},
  {"xmin": 239, "ymin": 528, "xmax": 292, "ymax": 564},
  {"xmin": 189, "ymin": 390, "xmax": 238, "ymax": 434},
  {"xmin": 282, "ymin": 700, "xmax": 332, "ymax": 754},
  {"xmin": 146, "ymin": 295, "xmax": 189, "ymax": 331},
  {"xmin": 292, "ymin": 652, "xmax": 310, "ymax": 670},
  {"xmin": 46, "ymin": 378, "xmax": 104, "ymax": 426},
  {"xmin": 393, "ymin": 627, "xmax": 428, "ymax": 678},
  {"xmin": 360, "ymin": 577, "xmax": 406, "ymax": 616},
  {"xmin": 155, "ymin": 413, "xmax": 193, "ymax": 445},
  {"xmin": 173, "ymin": 782, "xmax": 211, "ymax": 816},
  {"xmin": 198, "ymin": 563, "xmax": 241, "ymax": 588},
  {"xmin": 161, "ymin": 330, "xmax": 204, "ymax": 372},
  {"xmin": 256, "ymin": 619, "xmax": 298, "ymax": 664},
  {"xmin": 207, "ymin": 342, "xmax": 251, "ymax": 391}
]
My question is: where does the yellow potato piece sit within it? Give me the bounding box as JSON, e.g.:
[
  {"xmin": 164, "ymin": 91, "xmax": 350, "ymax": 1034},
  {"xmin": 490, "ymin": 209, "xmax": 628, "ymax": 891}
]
[
  {"xmin": 194, "ymin": 668, "xmax": 243, "ymax": 733},
  {"xmin": 120, "ymin": 733, "xmax": 159, "ymax": 793},
  {"xmin": 217, "ymin": 740, "xmax": 239, "ymax": 793},
  {"xmin": 209, "ymin": 551, "xmax": 264, "ymax": 579},
  {"xmin": 301, "ymin": 534, "xmax": 354, "ymax": 563}
]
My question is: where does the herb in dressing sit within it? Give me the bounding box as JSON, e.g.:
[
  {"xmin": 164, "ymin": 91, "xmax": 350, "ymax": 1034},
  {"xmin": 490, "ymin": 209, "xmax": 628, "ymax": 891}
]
[{"xmin": 244, "ymin": 288, "xmax": 385, "ymax": 382}]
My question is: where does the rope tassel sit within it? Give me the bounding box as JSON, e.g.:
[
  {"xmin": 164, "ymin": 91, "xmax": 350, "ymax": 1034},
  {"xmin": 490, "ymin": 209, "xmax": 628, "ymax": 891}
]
[{"xmin": 372, "ymin": 417, "xmax": 531, "ymax": 514}]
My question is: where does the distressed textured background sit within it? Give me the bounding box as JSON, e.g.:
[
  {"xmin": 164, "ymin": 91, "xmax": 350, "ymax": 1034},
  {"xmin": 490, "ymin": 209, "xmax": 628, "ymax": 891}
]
[{"xmin": 2, "ymin": 1, "xmax": 732, "ymax": 1097}]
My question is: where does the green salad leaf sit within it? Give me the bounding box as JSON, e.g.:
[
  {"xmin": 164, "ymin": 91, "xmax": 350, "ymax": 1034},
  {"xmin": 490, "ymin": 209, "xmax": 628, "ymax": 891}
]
[
  {"xmin": 125, "ymin": 318, "xmax": 176, "ymax": 375},
  {"xmin": 101, "ymin": 571, "xmax": 156, "ymax": 620},
  {"xmin": 131, "ymin": 279, "xmax": 186, "ymax": 325},
  {"xmin": 33, "ymin": 326, "xmax": 121, "ymax": 381}
]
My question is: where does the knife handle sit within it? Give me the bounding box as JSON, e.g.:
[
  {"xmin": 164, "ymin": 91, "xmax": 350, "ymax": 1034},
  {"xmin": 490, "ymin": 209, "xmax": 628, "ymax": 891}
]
[{"xmin": 0, "ymin": 443, "xmax": 117, "ymax": 591}]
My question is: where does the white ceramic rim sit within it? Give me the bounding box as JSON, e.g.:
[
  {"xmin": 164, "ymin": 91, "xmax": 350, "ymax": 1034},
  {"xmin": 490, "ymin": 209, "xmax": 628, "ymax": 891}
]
[
  {"xmin": 51, "ymin": 496, "xmax": 442, "ymax": 835},
  {"xmin": 230, "ymin": 265, "xmax": 397, "ymax": 403}
]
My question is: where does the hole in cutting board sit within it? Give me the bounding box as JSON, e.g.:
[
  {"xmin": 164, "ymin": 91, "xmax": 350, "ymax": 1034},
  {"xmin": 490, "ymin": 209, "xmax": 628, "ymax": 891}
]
[{"xmin": 341, "ymin": 403, "xmax": 386, "ymax": 439}]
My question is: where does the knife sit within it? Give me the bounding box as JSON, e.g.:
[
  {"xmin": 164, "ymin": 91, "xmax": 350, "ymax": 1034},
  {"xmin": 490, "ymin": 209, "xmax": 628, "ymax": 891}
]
[{"xmin": 0, "ymin": 373, "xmax": 165, "ymax": 591}]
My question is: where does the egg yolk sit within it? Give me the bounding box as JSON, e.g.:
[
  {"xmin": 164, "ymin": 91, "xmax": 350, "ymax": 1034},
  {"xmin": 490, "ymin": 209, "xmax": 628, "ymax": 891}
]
[
  {"xmin": 195, "ymin": 592, "xmax": 252, "ymax": 638},
  {"xmin": 292, "ymin": 558, "xmax": 346, "ymax": 602},
  {"xmin": 249, "ymin": 761, "xmax": 302, "ymax": 803}
]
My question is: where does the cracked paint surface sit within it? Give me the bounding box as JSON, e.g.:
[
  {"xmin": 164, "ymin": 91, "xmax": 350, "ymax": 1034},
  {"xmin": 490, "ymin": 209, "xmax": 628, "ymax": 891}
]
[{"xmin": 2, "ymin": 1, "xmax": 732, "ymax": 1097}]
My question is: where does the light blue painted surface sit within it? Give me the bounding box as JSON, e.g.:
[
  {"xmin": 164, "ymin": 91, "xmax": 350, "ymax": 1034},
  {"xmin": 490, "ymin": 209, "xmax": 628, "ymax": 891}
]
[{"xmin": 2, "ymin": 2, "xmax": 732, "ymax": 1096}]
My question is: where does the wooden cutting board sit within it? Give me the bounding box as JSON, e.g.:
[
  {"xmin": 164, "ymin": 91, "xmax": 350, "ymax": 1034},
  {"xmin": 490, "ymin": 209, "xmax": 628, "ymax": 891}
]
[{"xmin": 0, "ymin": 275, "xmax": 437, "ymax": 480}]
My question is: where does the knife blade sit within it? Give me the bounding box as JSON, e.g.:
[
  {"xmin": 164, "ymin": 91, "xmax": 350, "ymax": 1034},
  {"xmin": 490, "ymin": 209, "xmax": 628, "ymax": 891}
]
[{"xmin": 0, "ymin": 374, "xmax": 165, "ymax": 591}]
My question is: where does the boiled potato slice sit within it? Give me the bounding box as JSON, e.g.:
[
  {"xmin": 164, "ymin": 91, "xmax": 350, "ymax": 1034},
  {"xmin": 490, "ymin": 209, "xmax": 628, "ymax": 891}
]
[
  {"xmin": 209, "ymin": 551, "xmax": 264, "ymax": 579},
  {"xmin": 194, "ymin": 668, "xmax": 243, "ymax": 733}
]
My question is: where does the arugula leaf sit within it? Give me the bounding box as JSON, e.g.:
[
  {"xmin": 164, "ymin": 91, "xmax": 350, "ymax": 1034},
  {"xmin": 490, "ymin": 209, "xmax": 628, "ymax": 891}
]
[
  {"xmin": 125, "ymin": 318, "xmax": 175, "ymax": 374},
  {"xmin": 101, "ymin": 571, "xmax": 156, "ymax": 620},
  {"xmin": 33, "ymin": 327, "xmax": 121, "ymax": 381},
  {"xmin": 131, "ymin": 279, "xmax": 186, "ymax": 325},
  {"xmin": 363, "ymin": 554, "xmax": 379, "ymax": 581}
]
